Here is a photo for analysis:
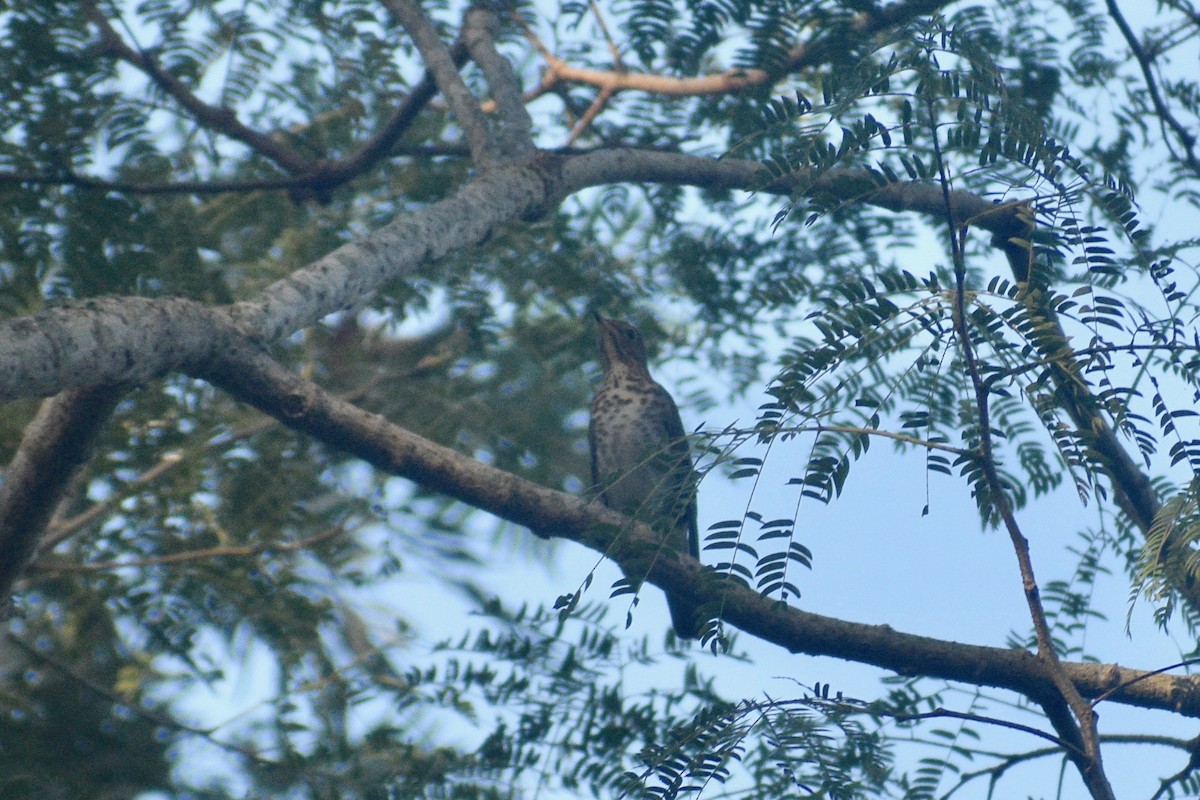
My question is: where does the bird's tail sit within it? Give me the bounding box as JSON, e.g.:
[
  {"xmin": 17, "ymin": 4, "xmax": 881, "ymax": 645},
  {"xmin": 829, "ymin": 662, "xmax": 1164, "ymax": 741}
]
[{"xmin": 667, "ymin": 592, "xmax": 700, "ymax": 640}]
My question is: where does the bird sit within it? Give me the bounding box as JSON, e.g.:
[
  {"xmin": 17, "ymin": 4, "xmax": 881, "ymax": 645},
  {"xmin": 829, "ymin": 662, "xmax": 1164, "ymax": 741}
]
[{"xmin": 588, "ymin": 313, "xmax": 701, "ymax": 639}]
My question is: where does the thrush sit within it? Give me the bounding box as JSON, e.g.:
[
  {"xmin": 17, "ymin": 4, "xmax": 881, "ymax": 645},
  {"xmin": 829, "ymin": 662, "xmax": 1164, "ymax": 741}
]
[{"xmin": 588, "ymin": 313, "xmax": 700, "ymax": 639}]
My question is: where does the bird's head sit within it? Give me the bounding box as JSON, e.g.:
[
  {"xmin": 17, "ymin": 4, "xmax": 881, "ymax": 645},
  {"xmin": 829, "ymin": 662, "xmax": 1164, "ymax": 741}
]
[{"xmin": 594, "ymin": 313, "xmax": 651, "ymax": 376}]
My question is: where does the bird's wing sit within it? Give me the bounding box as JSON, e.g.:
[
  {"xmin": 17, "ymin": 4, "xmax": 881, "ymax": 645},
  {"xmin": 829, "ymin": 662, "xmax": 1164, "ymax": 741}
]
[
  {"xmin": 587, "ymin": 408, "xmax": 599, "ymax": 485},
  {"xmin": 683, "ymin": 488, "xmax": 700, "ymax": 561},
  {"xmin": 650, "ymin": 385, "xmax": 700, "ymax": 560},
  {"xmin": 653, "ymin": 384, "xmax": 689, "ymax": 448}
]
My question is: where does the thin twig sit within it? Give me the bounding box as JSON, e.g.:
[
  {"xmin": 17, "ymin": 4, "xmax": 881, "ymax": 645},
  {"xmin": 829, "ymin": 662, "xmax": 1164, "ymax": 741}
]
[
  {"xmin": 927, "ymin": 77, "xmax": 1114, "ymax": 795},
  {"xmin": 33, "ymin": 525, "xmax": 348, "ymax": 574},
  {"xmin": 6, "ymin": 632, "xmax": 216, "ymax": 737},
  {"xmin": 38, "ymin": 451, "xmax": 186, "ymax": 554},
  {"xmin": 0, "ymin": 169, "xmax": 313, "ymax": 195},
  {"xmin": 1105, "ymin": 0, "xmax": 1198, "ymax": 173},
  {"xmin": 894, "ymin": 707, "xmax": 1076, "ymax": 753},
  {"xmin": 588, "ymin": 0, "xmax": 625, "ymax": 69},
  {"xmin": 83, "ymin": 0, "xmax": 310, "ymax": 174},
  {"xmin": 566, "ymin": 86, "xmax": 616, "ymax": 145},
  {"xmin": 523, "ymin": 0, "xmax": 961, "ymax": 102}
]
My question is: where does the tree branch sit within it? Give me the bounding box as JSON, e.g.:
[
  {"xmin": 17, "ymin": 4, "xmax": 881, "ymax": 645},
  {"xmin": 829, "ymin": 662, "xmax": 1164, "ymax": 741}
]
[
  {"xmin": 0, "ymin": 147, "xmax": 1172, "ymax": 630},
  {"xmin": 0, "ymin": 170, "xmax": 317, "ymax": 195},
  {"xmin": 383, "ymin": 0, "xmax": 492, "ymax": 163},
  {"xmin": 0, "ymin": 386, "xmax": 125, "ymax": 600},
  {"xmin": 0, "ymin": 152, "xmax": 1004, "ymax": 404},
  {"xmin": 187, "ymin": 333, "xmax": 1200, "ymax": 720},
  {"xmin": 526, "ymin": 0, "xmax": 957, "ymax": 101},
  {"xmin": 83, "ymin": 0, "xmax": 311, "ymax": 174},
  {"xmin": 940, "ymin": 137, "xmax": 1110, "ymax": 794},
  {"xmin": 0, "ymin": 39, "xmax": 471, "ymax": 201},
  {"xmin": 32, "ymin": 524, "xmax": 347, "ymax": 574},
  {"xmin": 299, "ymin": 40, "xmax": 473, "ymax": 198},
  {"xmin": 462, "ymin": 5, "xmax": 534, "ymax": 160},
  {"xmin": 1105, "ymin": 0, "xmax": 1199, "ymax": 174}
]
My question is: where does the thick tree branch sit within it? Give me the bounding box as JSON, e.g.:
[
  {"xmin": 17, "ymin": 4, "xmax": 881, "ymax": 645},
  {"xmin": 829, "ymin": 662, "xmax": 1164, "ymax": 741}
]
[
  {"xmin": 0, "ymin": 386, "xmax": 125, "ymax": 599},
  {"xmin": 0, "ymin": 147, "xmax": 1172, "ymax": 625},
  {"xmin": 557, "ymin": 151, "xmax": 1033, "ymax": 242},
  {"xmin": 186, "ymin": 334, "xmax": 1200, "ymax": 719},
  {"xmin": 0, "ymin": 162, "xmax": 550, "ymax": 404},
  {"xmin": 0, "ymin": 297, "xmax": 226, "ymax": 403},
  {"xmin": 225, "ymin": 163, "xmax": 547, "ymax": 340}
]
